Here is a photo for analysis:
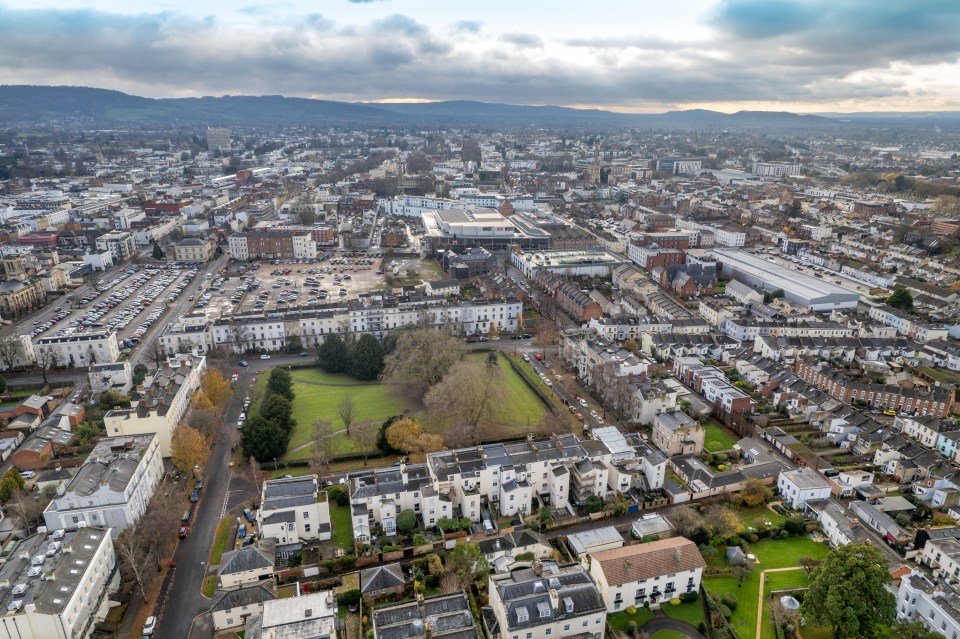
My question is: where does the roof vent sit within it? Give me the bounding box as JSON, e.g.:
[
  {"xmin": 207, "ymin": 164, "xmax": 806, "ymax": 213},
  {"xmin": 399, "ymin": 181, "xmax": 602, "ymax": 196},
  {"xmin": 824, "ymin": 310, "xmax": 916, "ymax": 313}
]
[{"xmin": 304, "ymin": 608, "xmax": 312, "ymax": 618}]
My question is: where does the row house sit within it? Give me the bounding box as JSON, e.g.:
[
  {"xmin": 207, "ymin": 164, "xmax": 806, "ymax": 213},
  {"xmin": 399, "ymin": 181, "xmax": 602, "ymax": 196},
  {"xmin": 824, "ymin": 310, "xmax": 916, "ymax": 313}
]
[
  {"xmin": 257, "ymin": 475, "xmax": 331, "ymax": 544},
  {"xmin": 642, "ymin": 332, "xmax": 739, "ymax": 362},
  {"xmin": 561, "ymin": 332, "xmax": 649, "ymax": 386},
  {"xmin": 921, "ymin": 340, "xmax": 960, "ymax": 372},
  {"xmin": 806, "ymin": 500, "xmax": 873, "ymax": 548},
  {"xmin": 721, "ymin": 319, "xmax": 855, "ymax": 343},
  {"xmin": 794, "ymin": 360, "xmax": 955, "ymax": 417},
  {"xmin": 585, "ymin": 317, "xmax": 670, "ymax": 342},
  {"xmin": 868, "ymin": 306, "xmax": 949, "ymax": 343},
  {"xmin": 673, "ymin": 357, "xmax": 756, "ymax": 415},
  {"xmin": 349, "ymin": 464, "xmax": 452, "ymax": 541},
  {"xmin": 896, "ymin": 570, "xmax": 960, "ymax": 637},
  {"xmin": 535, "ymin": 271, "xmax": 603, "ymax": 322}
]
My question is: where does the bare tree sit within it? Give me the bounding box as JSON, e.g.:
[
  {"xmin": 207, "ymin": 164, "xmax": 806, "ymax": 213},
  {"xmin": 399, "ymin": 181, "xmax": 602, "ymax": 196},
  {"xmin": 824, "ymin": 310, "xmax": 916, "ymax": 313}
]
[
  {"xmin": 7, "ymin": 489, "xmax": 45, "ymax": 534},
  {"xmin": 310, "ymin": 419, "xmax": 334, "ymax": 474},
  {"xmin": 537, "ymin": 407, "xmax": 573, "ymax": 437},
  {"xmin": 36, "ymin": 348, "xmax": 59, "ymax": 384},
  {"xmin": 0, "ymin": 334, "xmax": 27, "ymax": 371},
  {"xmin": 352, "ymin": 421, "xmax": 377, "ymax": 465},
  {"xmin": 382, "ymin": 328, "xmax": 466, "ymax": 398},
  {"xmin": 337, "ymin": 395, "xmax": 355, "ymax": 436},
  {"xmin": 150, "ymin": 341, "xmax": 167, "ymax": 370},
  {"xmin": 425, "ymin": 358, "xmax": 505, "ymax": 446},
  {"xmin": 115, "ymin": 526, "xmax": 157, "ymax": 604},
  {"xmin": 227, "ymin": 322, "xmax": 252, "ymax": 355},
  {"xmin": 533, "ymin": 319, "xmax": 560, "ymax": 348}
]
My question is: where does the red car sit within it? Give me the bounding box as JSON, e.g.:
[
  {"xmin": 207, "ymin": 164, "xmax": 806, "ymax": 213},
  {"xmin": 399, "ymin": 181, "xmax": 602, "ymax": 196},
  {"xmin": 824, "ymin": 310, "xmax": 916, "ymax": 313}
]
[
  {"xmin": 534, "ymin": 353, "xmax": 542, "ymax": 361},
  {"xmin": 179, "ymin": 525, "xmax": 189, "ymax": 539}
]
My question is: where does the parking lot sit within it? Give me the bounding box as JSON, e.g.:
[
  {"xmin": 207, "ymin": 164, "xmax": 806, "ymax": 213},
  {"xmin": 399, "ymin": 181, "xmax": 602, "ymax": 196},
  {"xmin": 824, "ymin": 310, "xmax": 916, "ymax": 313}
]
[
  {"xmin": 212, "ymin": 253, "xmax": 385, "ymax": 315},
  {"xmin": 24, "ymin": 264, "xmax": 199, "ymax": 346}
]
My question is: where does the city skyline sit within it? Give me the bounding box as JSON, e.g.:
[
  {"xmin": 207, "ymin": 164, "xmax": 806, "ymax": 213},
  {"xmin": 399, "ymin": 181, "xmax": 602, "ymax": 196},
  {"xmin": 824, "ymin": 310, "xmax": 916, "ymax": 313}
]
[{"xmin": 0, "ymin": 0, "xmax": 959, "ymax": 113}]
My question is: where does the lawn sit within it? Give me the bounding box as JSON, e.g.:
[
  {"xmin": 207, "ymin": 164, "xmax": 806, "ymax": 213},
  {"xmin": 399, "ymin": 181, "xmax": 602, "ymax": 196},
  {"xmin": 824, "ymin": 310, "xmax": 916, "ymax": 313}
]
[
  {"xmin": 704, "ymin": 538, "xmax": 829, "ymax": 639},
  {"xmin": 703, "ymin": 421, "xmax": 738, "ymax": 452},
  {"xmin": 662, "ymin": 600, "xmax": 707, "ymax": 627},
  {"xmin": 209, "ymin": 516, "xmax": 235, "ymax": 565},
  {"xmin": 736, "ymin": 505, "xmax": 787, "ymax": 531},
  {"xmin": 607, "ymin": 607, "xmax": 656, "ymax": 632},
  {"xmin": 278, "ymin": 368, "xmax": 412, "ymax": 460},
  {"xmin": 202, "ymin": 575, "xmax": 218, "ymax": 598},
  {"xmin": 329, "ymin": 502, "xmax": 354, "ymax": 549}
]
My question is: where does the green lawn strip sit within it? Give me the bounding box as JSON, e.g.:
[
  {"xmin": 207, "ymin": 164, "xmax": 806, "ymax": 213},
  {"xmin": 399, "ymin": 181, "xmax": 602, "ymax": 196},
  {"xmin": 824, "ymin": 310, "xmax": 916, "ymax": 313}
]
[
  {"xmin": 737, "ymin": 505, "xmax": 787, "ymax": 530},
  {"xmin": 650, "ymin": 631, "xmax": 685, "ymax": 639},
  {"xmin": 704, "ymin": 538, "xmax": 829, "ymax": 639},
  {"xmin": 759, "ymin": 569, "xmax": 812, "ymax": 639},
  {"xmin": 329, "ymin": 503, "xmax": 354, "ymax": 549},
  {"xmin": 703, "ymin": 421, "xmax": 738, "ymax": 452},
  {"xmin": 209, "ymin": 515, "xmax": 235, "ymax": 565},
  {"xmin": 464, "ymin": 352, "xmax": 547, "ymax": 432},
  {"xmin": 202, "ymin": 575, "xmax": 218, "ymax": 598},
  {"xmin": 607, "ymin": 607, "xmax": 656, "ymax": 632},
  {"xmin": 662, "ymin": 600, "xmax": 707, "ymax": 627}
]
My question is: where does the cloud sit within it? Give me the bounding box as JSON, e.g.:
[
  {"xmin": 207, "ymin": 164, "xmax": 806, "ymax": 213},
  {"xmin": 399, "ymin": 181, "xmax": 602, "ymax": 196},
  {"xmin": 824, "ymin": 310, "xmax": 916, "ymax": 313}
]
[
  {"xmin": 348, "ymin": 0, "xmax": 387, "ymax": 3},
  {"xmin": 0, "ymin": 3, "xmax": 958, "ymax": 111},
  {"xmin": 498, "ymin": 32, "xmax": 543, "ymax": 48}
]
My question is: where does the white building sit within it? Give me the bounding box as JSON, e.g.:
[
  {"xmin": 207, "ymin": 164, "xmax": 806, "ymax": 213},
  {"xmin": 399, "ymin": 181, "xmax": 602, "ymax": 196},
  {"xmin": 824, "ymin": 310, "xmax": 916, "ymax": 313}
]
[
  {"xmin": 245, "ymin": 589, "xmax": 338, "ymax": 639},
  {"xmin": 896, "ymin": 570, "xmax": 960, "ymax": 637},
  {"xmin": 588, "ymin": 537, "xmax": 705, "ymax": 611},
  {"xmin": 95, "ymin": 230, "xmax": 136, "ymax": 262},
  {"xmin": 0, "ymin": 333, "xmax": 35, "ymax": 371},
  {"xmin": 257, "ymin": 475, "xmax": 331, "ymax": 544},
  {"xmin": 88, "ymin": 361, "xmax": 133, "ymax": 396},
  {"xmin": 102, "ymin": 354, "xmax": 206, "ymax": 456},
  {"xmin": 42, "ymin": 434, "xmax": 164, "ymax": 536},
  {"xmin": 751, "ymin": 162, "xmax": 801, "ymax": 178},
  {"xmin": 34, "ymin": 331, "xmax": 121, "ymax": 368},
  {"xmin": 0, "ymin": 527, "xmax": 118, "ymax": 639},
  {"xmin": 777, "ymin": 468, "xmax": 832, "ymax": 511}
]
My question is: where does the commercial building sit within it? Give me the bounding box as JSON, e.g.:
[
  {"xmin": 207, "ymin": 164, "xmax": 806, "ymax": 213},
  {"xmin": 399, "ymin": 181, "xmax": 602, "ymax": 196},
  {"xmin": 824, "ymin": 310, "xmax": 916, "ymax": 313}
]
[
  {"xmin": 588, "ymin": 537, "xmax": 705, "ymax": 611},
  {"xmin": 206, "ymin": 127, "xmax": 231, "ymax": 152},
  {"xmin": 42, "ymin": 434, "xmax": 164, "ymax": 536},
  {"xmin": 95, "ymin": 230, "xmax": 136, "ymax": 262},
  {"xmin": 172, "ymin": 238, "xmax": 216, "ymax": 262},
  {"xmin": 710, "ymin": 249, "xmax": 860, "ymax": 311},
  {"xmin": 512, "ymin": 249, "xmax": 628, "ymax": 279},
  {"xmin": 421, "ymin": 208, "xmax": 551, "ymax": 253},
  {"xmin": 657, "ymin": 158, "xmax": 702, "ymax": 174},
  {"xmin": 751, "ymin": 162, "xmax": 801, "ymax": 178},
  {"xmin": 0, "ymin": 527, "xmax": 117, "ymax": 639},
  {"xmin": 34, "ymin": 331, "xmax": 121, "ymax": 368}
]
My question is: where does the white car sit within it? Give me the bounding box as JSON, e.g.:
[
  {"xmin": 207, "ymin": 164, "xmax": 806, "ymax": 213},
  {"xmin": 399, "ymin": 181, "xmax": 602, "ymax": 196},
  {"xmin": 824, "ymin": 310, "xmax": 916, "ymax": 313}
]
[
  {"xmin": 260, "ymin": 354, "xmax": 271, "ymax": 360},
  {"xmin": 142, "ymin": 616, "xmax": 157, "ymax": 636}
]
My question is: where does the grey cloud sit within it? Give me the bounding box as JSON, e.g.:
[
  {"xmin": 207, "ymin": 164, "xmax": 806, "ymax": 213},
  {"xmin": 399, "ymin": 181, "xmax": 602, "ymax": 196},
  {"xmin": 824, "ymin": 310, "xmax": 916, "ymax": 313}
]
[
  {"xmin": 499, "ymin": 32, "xmax": 543, "ymax": 48},
  {"xmin": 453, "ymin": 20, "xmax": 482, "ymax": 33}
]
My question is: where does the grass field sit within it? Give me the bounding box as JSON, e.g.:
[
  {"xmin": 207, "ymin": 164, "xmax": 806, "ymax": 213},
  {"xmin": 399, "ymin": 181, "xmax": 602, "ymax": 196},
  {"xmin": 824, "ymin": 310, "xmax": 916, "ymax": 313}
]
[
  {"xmin": 329, "ymin": 502, "xmax": 354, "ymax": 549},
  {"xmin": 663, "ymin": 600, "xmax": 707, "ymax": 626},
  {"xmin": 736, "ymin": 505, "xmax": 787, "ymax": 530},
  {"xmin": 703, "ymin": 421, "xmax": 738, "ymax": 452},
  {"xmin": 607, "ymin": 607, "xmax": 656, "ymax": 632},
  {"xmin": 704, "ymin": 538, "xmax": 829, "ymax": 639},
  {"xmin": 209, "ymin": 516, "xmax": 235, "ymax": 565}
]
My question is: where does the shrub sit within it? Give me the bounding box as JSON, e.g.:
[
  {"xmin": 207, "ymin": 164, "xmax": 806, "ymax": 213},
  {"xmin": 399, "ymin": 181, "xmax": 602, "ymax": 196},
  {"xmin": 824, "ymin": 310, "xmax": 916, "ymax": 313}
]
[
  {"xmin": 783, "ymin": 517, "xmax": 805, "ymax": 535},
  {"xmin": 721, "ymin": 592, "xmax": 737, "ymax": 611},
  {"xmin": 413, "ymin": 534, "xmax": 427, "ymax": 546},
  {"xmin": 337, "ymin": 589, "xmax": 361, "ymax": 606},
  {"xmin": 698, "ymin": 622, "xmax": 707, "ymax": 633},
  {"xmin": 336, "ymin": 492, "xmax": 349, "ymax": 507},
  {"xmin": 680, "ymin": 592, "xmax": 698, "ymax": 603},
  {"xmin": 426, "ymin": 553, "xmax": 443, "ymax": 576},
  {"xmin": 586, "ymin": 495, "xmax": 603, "ymax": 513},
  {"xmin": 776, "ymin": 529, "xmax": 790, "ymax": 539},
  {"xmin": 338, "ymin": 555, "xmax": 357, "ymax": 567},
  {"xmin": 396, "ymin": 509, "xmax": 417, "ymax": 532},
  {"xmin": 627, "ymin": 621, "xmax": 638, "ymax": 634},
  {"xmin": 718, "ymin": 604, "xmax": 732, "ymax": 620},
  {"xmin": 516, "ymin": 551, "xmax": 535, "ymax": 561},
  {"xmin": 625, "ymin": 605, "xmax": 637, "ymax": 615},
  {"xmin": 382, "ymin": 545, "xmax": 400, "ymax": 552}
]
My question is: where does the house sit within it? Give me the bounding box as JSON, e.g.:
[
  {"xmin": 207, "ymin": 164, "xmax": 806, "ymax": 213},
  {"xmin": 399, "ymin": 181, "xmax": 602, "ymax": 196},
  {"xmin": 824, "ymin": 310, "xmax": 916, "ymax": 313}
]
[
  {"xmin": 425, "ymin": 279, "xmax": 460, "ymax": 297},
  {"xmin": 360, "ymin": 564, "xmax": 406, "ymax": 598},
  {"xmin": 896, "ymin": 570, "xmax": 960, "ymax": 637},
  {"xmin": 588, "ymin": 537, "xmax": 705, "ymax": 611},
  {"xmin": 806, "ymin": 500, "xmax": 871, "ymax": 548},
  {"xmin": 173, "ymin": 237, "xmax": 216, "ymax": 262},
  {"xmin": 652, "ymin": 410, "xmax": 704, "ymax": 457},
  {"xmin": 777, "ymin": 468, "xmax": 832, "ymax": 511},
  {"xmin": 483, "ymin": 560, "xmax": 606, "ymax": 639},
  {"xmin": 257, "ymin": 475, "xmax": 331, "ymax": 544},
  {"xmin": 42, "ymin": 434, "xmax": 164, "ymax": 536},
  {"xmin": 10, "ymin": 421, "xmax": 76, "ymax": 470},
  {"xmin": 373, "ymin": 593, "xmax": 478, "ymax": 639},
  {"xmin": 849, "ymin": 500, "xmax": 910, "ymax": 544},
  {"xmin": 244, "ymin": 589, "xmax": 337, "ymax": 639},
  {"xmin": 0, "ymin": 527, "xmax": 117, "ymax": 639},
  {"xmin": 218, "ymin": 541, "xmax": 276, "ymax": 590},
  {"xmin": 478, "ymin": 530, "xmax": 554, "ymax": 573},
  {"xmin": 211, "ymin": 585, "xmax": 276, "ymax": 631},
  {"xmin": 566, "ymin": 526, "xmax": 624, "ymax": 562},
  {"xmin": 918, "ymin": 537, "xmax": 960, "ymax": 583}
]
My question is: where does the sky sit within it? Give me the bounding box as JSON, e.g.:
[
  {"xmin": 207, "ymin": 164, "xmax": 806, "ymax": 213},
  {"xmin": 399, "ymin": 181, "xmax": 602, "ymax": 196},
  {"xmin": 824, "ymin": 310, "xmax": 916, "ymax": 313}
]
[{"xmin": 1, "ymin": 0, "xmax": 959, "ymax": 113}]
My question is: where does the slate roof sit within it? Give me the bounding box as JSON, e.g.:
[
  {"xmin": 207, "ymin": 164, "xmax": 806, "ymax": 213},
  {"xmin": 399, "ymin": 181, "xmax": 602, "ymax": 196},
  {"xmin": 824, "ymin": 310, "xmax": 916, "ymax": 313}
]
[
  {"xmin": 211, "ymin": 585, "xmax": 276, "ymax": 612},
  {"xmin": 219, "ymin": 543, "xmax": 276, "ymax": 577},
  {"xmin": 360, "ymin": 564, "xmax": 405, "ymax": 593}
]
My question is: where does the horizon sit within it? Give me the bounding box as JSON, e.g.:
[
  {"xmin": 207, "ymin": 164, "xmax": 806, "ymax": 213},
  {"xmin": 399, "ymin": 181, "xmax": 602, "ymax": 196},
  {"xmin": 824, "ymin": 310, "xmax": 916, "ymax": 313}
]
[{"xmin": 1, "ymin": 1, "xmax": 959, "ymax": 114}]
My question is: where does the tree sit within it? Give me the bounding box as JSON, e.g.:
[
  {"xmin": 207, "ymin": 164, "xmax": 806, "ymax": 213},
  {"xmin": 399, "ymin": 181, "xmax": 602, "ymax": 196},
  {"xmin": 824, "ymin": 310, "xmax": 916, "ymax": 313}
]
[
  {"xmin": 703, "ymin": 504, "xmax": 743, "ymax": 539},
  {"xmin": 405, "ymin": 152, "xmax": 433, "ymax": 175},
  {"xmin": 296, "ymin": 210, "xmax": 317, "ymax": 225},
  {"xmin": 0, "ymin": 468, "xmax": 25, "ymax": 502},
  {"xmin": 397, "ymin": 509, "xmax": 417, "ymax": 532},
  {"xmin": 347, "ymin": 334, "xmax": 384, "ymax": 381},
  {"xmin": 386, "ymin": 417, "xmax": 426, "ymax": 453},
  {"xmin": 261, "ymin": 393, "xmax": 294, "ymax": 433},
  {"xmin": 177, "ymin": 340, "xmax": 195, "ymax": 355},
  {"xmin": 425, "ymin": 359, "xmax": 505, "ymax": 445},
  {"xmin": 445, "ymin": 542, "xmax": 489, "ymax": 591},
  {"xmin": 115, "ymin": 525, "xmax": 157, "ymax": 604},
  {"xmin": 731, "ymin": 562, "xmax": 752, "ymax": 587},
  {"xmin": 317, "ymin": 334, "xmax": 349, "ymax": 373},
  {"xmin": 886, "ymin": 287, "xmax": 914, "ymax": 310},
  {"xmin": 667, "ymin": 505, "xmax": 706, "ymax": 538},
  {"xmin": 737, "ymin": 478, "xmax": 773, "ymax": 507},
  {"xmin": 351, "ymin": 421, "xmax": 377, "ymax": 465},
  {"xmin": 150, "ymin": 341, "xmax": 167, "ymax": 370},
  {"xmin": 227, "ymin": 321, "xmax": 252, "ymax": 354},
  {"xmin": 798, "ymin": 556, "xmax": 821, "ymax": 574},
  {"xmin": 286, "ymin": 335, "xmax": 303, "ymax": 353},
  {"xmin": 132, "ymin": 363, "xmax": 148, "ymax": 387},
  {"xmin": 382, "ymin": 328, "xmax": 466, "ymax": 398},
  {"xmin": 171, "ymin": 424, "xmax": 210, "ymax": 476},
  {"xmin": 889, "ymin": 621, "xmax": 944, "ymax": 639},
  {"xmin": 266, "ymin": 368, "xmax": 295, "ymax": 401},
  {"xmin": 337, "ymin": 395, "xmax": 355, "ymax": 435},
  {"xmin": 201, "ymin": 370, "xmax": 232, "ymax": 407},
  {"xmin": 0, "ymin": 376, "xmax": 5, "ymax": 395},
  {"xmin": 152, "ymin": 242, "xmax": 164, "ymax": 260},
  {"xmin": 539, "ymin": 506, "xmax": 554, "ymax": 529},
  {"xmin": 533, "ymin": 320, "xmax": 560, "ymax": 347},
  {"xmin": 191, "ymin": 391, "xmax": 215, "ymax": 411},
  {"xmin": 36, "ymin": 347, "xmax": 59, "ymax": 384},
  {"xmin": 0, "ymin": 334, "xmax": 26, "ymax": 371},
  {"xmin": 241, "ymin": 415, "xmax": 289, "ymax": 463},
  {"xmin": 310, "ymin": 419, "xmax": 334, "ymax": 474},
  {"xmin": 537, "ymin": 407, "xmax": 573, "ymax": 437},
  {"xmin": 801, "ymin": 544, "xmax": 895, "ymax": 639}
]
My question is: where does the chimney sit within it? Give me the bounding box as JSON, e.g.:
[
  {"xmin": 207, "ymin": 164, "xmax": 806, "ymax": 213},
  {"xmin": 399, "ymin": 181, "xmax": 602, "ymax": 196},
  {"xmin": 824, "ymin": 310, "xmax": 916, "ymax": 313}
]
[{"xmin": 675, "ymin": 547, "xmax": 682, "ymax": 562}]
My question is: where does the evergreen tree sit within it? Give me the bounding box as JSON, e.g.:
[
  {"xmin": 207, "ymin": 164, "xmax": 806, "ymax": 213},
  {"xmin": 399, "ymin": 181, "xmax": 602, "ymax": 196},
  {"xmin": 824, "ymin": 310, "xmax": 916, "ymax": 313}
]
[
  {"xmin": 347, "ymin": 334, "xmax": 384, "ymax": 381},
  {"xmin": 317, "ymin": 334, "xmax": 349, "ymax": 373},
  {"xmin": 886, "ymin": 287, "xmax": 914, "ymax": 310},
  {"xmin": 240, "ymin": 415, "xmax": 289, "ymax": 463},
  {"xmin": 266, "ymin": 368, "xmax": 294, "ymax": 401},
  {"xmin": 152, "ymin": 242, "xmax": 164, "ymax": 260}
]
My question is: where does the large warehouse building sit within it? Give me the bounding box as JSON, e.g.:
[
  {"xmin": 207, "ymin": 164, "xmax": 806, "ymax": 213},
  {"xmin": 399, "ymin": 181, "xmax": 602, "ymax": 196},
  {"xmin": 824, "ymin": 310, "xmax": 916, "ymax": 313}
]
[
  {"xmin": 710, "ymin": 249, "xmax": 860, "ymax": 311},
  {"xmin": 421, "ymin": 207, "xmax": 551, "ymax": 253}
]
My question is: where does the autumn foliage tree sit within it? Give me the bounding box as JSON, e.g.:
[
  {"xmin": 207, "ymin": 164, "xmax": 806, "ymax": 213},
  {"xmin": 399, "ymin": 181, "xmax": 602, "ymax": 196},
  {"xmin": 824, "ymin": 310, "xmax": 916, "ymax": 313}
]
[
  {"xmin": 737, "ymin": 478, "xmax": 773, "ymax": 507},
  {"xmin": 201, "ymin": 370, "xmax": 232, "ymax": 407},
  {"xmin": 703, "ymin": 504, "xmax": 744, "ymax": 539},
  {"xmin": 171, "ymin": 424, "xmax": 210, "ymax": 476},
  {"xmin": 386, "ymin": 417, "xmax": 445, "ymax": 462}
]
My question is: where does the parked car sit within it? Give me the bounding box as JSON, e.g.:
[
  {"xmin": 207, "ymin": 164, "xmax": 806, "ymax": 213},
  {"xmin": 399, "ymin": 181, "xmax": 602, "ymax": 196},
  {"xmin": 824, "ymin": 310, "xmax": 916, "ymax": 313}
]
[
  {"xmin": 260, "ymin": 354, "xmax": 271, "ymax": 360},
  {"xmin": 238, "ymin": 524, "xmax": 247, "ymax": 539},
  {"xmin": 238, "ymin": 360, "xmax": 249, "ymax": 367},
  {"xmin": 534, "ymin": 353, "xmax": 542, "ymax": 361},
  {"xmin": 179, "ymin": 525, "xmax": 189, "ymax": 539},
  {"xmin": 142, "ymin": 616, "xmax": 157, "ymax": 636},
  {"xmin": 243, "ymin": 508, "xmax": 255, "ymax": 523},
  {"xmin": 189, "ymin": 490, "xmax": 199, "ymax": 503}
]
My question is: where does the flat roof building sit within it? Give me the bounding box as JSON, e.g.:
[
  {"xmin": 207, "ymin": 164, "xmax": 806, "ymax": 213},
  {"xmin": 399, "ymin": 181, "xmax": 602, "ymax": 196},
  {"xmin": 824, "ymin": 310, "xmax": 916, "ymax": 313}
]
[{"xmin": 422, "ymin": 208, "xmax": 550, "ymax": 253}]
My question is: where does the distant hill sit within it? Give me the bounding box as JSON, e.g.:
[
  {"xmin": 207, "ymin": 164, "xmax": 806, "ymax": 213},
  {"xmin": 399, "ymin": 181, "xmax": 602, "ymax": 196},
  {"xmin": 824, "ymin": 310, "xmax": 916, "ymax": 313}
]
[{"xmin": 0, "ymin": 85, "xmax": 947, "ymax": 130}]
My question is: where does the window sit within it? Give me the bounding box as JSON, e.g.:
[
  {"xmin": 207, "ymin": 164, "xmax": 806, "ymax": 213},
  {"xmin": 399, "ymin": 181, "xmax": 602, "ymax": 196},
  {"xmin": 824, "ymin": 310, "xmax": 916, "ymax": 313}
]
[
  {"xmin": 305, "ymin": 524, "xmax": 311, "ymax": 532},
  {"xmin": 303, "ymin": 511, "xmax": 309, "ymax": 519}
]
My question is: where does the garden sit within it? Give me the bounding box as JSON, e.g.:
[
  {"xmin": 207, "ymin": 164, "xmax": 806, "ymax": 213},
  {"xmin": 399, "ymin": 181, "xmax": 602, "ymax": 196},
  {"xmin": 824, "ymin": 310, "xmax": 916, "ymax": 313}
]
[{"xmin": 703, "ymin": 421, "xmax": 738, "ymax": 452}]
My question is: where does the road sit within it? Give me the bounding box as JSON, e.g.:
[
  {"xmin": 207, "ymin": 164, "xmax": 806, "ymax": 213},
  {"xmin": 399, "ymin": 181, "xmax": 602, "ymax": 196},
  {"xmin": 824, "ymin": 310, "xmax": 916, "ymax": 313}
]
[{"xmin": 149, "ymin": 362, "xmax": 259, "ymax": 639}]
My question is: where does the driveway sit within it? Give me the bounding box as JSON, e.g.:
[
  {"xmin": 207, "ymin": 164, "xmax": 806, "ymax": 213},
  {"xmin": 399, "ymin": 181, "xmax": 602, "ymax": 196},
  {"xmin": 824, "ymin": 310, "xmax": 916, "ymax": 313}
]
[{"xmin": 638, "ymin": 617, "xmax": 708, "ymax": 639}]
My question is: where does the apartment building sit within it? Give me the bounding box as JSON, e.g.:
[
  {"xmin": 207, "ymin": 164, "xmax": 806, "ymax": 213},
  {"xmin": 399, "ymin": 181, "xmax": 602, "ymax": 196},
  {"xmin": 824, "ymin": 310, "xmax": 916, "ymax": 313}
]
[
  {"xmin": 483, "ymin": 561, "xmax": 606, "ymax": 639},
  {"xmin": 896, "ymin": 570, "xmax": 960, "ymax": 638},
  {"xmin": 95, "ymin": 230, "xmax": 136, "ymax": 261},
  {"xmin": 588, "ymin": 537, "xmax": 705, "ymax": 611},
  {"xmin": 158, "ymin": 315, "xmax": 215, "ymax": 354},
  {"xmin": 652, "ymin": 410, "xmax": 703, "ymax": 457},
  {"xmin": 228, "ymin": 231, "xmax": 317, "ymax": 261},
  {"xmin": 257, "ymin": 475, "xmax": 331, "ymax": 544},
  {"xmin": 349, "ymin": 464, "xmax": 453, "ymax": 542},
  {"xmin": 0, "ymin": 527, "xmax": 117, "ymax": 639},
  {"xmin": 42, "ymin": 434, "xmax": 163, "ymax": 536},
  {"xmin": 172, "ymin": 237, "xmax": 216, "ymax": 262},
  {"xmin": 919, "ymin": 537, "xmax": 960, "ymax": 583},
  {"xmin": 103, "ymin": 354, "xmax": 206, "ymax": 456},
  {"xmin": 34, "ymin": 330, "xmax": 121, "ymax": 368}
]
